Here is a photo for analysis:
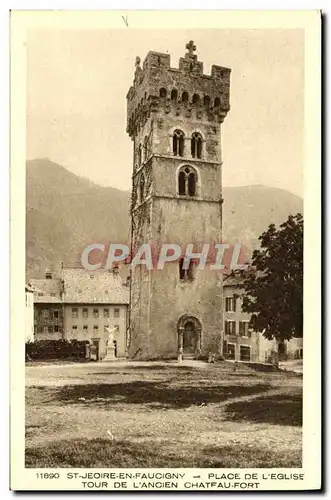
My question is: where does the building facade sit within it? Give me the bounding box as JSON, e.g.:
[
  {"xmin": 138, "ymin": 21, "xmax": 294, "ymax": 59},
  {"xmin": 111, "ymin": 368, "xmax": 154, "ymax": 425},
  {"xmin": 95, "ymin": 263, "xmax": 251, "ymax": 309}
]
[
  {"xmin": 30, "ymin": 275, "xmax": 64, "ymax": 340},
  {"xmin": 223, "ymin": 272, "xmax": 303, "ymax": 363},
  {"xmin": 126, "ymin": 41, "xmax": 231, "ymax": 360},
  {"xmin": 30, "ymin": 268, "xmax": 129, "ymax": 359},
  {"xmin": 62, "ymin": 268, "xmax": 128, "ymax": 359}
]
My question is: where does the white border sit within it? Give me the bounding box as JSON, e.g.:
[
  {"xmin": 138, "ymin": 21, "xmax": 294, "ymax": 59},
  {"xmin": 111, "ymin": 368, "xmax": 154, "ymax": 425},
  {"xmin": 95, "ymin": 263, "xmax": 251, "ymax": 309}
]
[{"xmin": 7, "ymin": 7, "xmax": 322, "ymax": 495}]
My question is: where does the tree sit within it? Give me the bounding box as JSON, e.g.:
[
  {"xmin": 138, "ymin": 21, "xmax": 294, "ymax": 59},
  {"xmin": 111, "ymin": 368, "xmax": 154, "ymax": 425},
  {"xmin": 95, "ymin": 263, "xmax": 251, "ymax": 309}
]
[{"xmin": 242, "ymin": 213, "xmax": 303, "ymax": 342}]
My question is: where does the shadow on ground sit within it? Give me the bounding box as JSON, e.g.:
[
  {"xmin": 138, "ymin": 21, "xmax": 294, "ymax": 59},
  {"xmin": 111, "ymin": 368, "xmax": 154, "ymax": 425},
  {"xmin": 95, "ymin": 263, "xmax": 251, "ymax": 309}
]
[
  {"xmin": 36, "ymin": 380, "xmax": 271, "ymax": 410},
  {"xmin": 25, "ymin": 437, "xmax": 302, "ymax": 468},
  {"xmin": 224, "ymin": 392, "xmax": 302, "ymax": 426}
]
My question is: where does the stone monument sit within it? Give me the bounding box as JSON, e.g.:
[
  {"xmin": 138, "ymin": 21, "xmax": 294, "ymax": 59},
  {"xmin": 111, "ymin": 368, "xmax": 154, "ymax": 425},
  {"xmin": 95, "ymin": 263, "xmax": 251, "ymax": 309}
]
[{"xmin": 102, "ymin": 325, "xmax": 117, "ymax": 361}]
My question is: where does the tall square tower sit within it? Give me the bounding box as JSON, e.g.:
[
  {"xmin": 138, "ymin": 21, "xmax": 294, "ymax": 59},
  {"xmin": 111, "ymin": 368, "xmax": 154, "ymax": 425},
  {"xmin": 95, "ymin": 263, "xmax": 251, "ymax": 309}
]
[{"xmin": 126, "ymin": 42, "xmax": 231, "ymax": 360}]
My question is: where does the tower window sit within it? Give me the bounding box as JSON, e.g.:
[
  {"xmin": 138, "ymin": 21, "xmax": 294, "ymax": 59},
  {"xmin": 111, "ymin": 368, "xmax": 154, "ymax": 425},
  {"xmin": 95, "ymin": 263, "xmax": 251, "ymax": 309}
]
[
  {"xmin": 171, "ymin": 89, "xmax": 178, "ymax": 101},
  {"xmin": 179, "ymin": 258, "xmax": 195, "ymax": 281},
  {"xmin": 159, "ymin": 88, "xmax": 167, "ymax": 98},
  {"xmin": 191, "ymin": 132, "xmax": 203, "ymax": 159},
  {"xmin": 203, "ymin": 95, "xmax": 211, "ymax": 106},
  {"xmin": 214, "ymin": 97, "xmax": 221, "ymax": 107},
  {"xmin": 177, "ymin": 166, "xmax": 198, "ymax": 197},
  {"xmin": 140, "ymin": 174, "xmax": 145, "ymax": 202},
  {"xmin": 192, "ymin": 93, "xmax": 200, "ymax": 105},
  {"xmin": 179, "ymin": 258, "xmax": 185, "ymax": 280},
  {"xmin": 173, "ymin": 129, "xmax": 185, "ymax": 157},
  {"xmin": 181, "ymin": 91, "xmax": 189, "ymax": 103}
]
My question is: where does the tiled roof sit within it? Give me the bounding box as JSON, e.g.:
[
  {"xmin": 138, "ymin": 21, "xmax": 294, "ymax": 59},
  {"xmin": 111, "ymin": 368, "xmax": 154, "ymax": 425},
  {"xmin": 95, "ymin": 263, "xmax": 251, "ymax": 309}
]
[
  {"xmin": 29, "ymin": 278, "xmax": 63, "ymax": 303},
  {"xmin": 30, "ymin": 269, "xmax": 130, "ymax": 305},
  {"xmin": 62, "ymin": 268, "xmax": 129, "ymax": 305},
  {"xmin": 223, "ymin": 267, "xmax": 256, "ymax": 287}
]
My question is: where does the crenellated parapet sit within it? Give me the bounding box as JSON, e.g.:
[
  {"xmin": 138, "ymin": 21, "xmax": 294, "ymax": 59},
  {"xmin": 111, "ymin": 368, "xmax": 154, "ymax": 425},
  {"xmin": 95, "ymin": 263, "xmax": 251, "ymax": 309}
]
[{"xmin": 126, "ymin": 41, "xmax": 231, "ymax": 139}]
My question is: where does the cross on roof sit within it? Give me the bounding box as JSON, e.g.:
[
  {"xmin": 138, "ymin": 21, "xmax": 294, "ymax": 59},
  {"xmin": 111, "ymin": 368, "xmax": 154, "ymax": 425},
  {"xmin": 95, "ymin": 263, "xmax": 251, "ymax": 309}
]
[{"xmin": 186, "ymin": 40, "xmax": 196, "ymax": 55}]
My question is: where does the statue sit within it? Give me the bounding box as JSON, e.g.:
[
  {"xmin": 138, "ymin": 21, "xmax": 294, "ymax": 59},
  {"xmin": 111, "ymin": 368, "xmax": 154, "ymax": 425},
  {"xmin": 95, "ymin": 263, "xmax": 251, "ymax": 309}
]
[
  {"xmin": 105, "ymin": 325, "xmax": 117, "ymax": 345},
  {"xmin": 103, "ymin": 325, "xmax": 117, "ymax": 361}
]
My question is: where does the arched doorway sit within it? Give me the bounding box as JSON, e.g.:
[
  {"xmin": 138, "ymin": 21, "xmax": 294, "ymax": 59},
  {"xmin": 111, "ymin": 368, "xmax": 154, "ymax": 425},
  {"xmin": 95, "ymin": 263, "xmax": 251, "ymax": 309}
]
[{"xmin": 177, "ymin": 315, "xmax": 202, "ymax": 358}]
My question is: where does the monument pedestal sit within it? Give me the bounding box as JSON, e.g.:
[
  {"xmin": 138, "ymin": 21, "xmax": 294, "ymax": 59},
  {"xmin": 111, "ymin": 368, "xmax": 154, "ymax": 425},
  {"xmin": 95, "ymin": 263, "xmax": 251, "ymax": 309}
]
[{"xmin": 102, "ymin": 345, "xmax": 116, "ymax": 361}]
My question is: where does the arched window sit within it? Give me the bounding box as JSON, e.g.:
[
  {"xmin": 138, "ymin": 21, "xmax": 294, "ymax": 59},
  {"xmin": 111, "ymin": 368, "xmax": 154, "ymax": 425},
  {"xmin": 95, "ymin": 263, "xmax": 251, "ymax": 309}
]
[
  {"xmin": 171, "ymin": 89, "xmax": 178, "ymax": 101},
  {"xmin": 159, "ymin": 88, "xmax": 167, "ymax": 98},
  {"xmin": 173, "ymin": 130, "xmax": 185, "ymax": 157},
  {"xmin": 177, "ymin": 166, "xmax": 197, "ymax": 197},
  {"xmin": 214, "ymin": 97, "xmax": 221, "ymax": 107},
  {"xmin": 139, "ymin": 174, "xmax": 145, "ymax": 202},
  {"xmin": 192, "ymin": 93, "xmax": 200, "ymax": 105},
  {"xmin": 191, "ymin": 132, "xmax": 203, "ymax": 159},
  {"xmin": 203, "ymin": 95, "xmax": 210, "ymax": 107},
  {"xmin": 182, "ymin": 91, "xmax": 189, "ymax": 103}
]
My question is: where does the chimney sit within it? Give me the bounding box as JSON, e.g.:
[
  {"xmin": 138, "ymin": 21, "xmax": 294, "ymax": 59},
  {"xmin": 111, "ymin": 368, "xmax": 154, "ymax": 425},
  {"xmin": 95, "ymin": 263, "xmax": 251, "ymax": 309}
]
[{"xmin": 45, "ymin": 272, "xmax": 52, "ymax": 280}]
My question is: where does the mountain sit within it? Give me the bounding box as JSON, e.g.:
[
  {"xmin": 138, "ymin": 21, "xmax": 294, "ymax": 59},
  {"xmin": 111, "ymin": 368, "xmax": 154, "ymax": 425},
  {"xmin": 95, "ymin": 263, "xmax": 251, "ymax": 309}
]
[
  {"xmin": 221, "ymin": 184, "xmax": 303, "ymax": 255},
  {"xmin": 26, "ymin": 159, "xmax": 303, "ymax": 278},
  {"xmin": 26, "ymin": 159, "xmax": 130, "ymax": 278}
]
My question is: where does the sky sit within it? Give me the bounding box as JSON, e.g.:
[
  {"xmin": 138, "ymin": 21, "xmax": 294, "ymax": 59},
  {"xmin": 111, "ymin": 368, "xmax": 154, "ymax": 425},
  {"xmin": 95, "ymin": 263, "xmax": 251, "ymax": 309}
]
[{"xmin": 27, "ymin": 28, "xmax": 304, "ymax": 196}]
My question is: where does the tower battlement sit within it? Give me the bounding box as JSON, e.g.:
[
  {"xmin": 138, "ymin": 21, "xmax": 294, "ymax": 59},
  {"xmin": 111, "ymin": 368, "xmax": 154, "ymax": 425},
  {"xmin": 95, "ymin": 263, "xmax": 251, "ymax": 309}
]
[{"xmin": 126, "ymin": 41, "xmax": 231, "ymax": 139}]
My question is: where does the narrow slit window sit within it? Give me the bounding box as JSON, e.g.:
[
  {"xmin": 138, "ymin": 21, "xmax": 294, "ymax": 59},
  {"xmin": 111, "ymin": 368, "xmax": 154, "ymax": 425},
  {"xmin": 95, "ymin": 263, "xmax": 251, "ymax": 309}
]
[
  {"xmin": 143, "ymin": 136, "xmax": 148, "ymax": 161},
  {"xmin": 140, "ymin": 174, "xmax": 145, "ymax": 202},
  {"xmin": 187, "ymin": 260, "xmax": 195, "ymax": 280},
  {"xmin": 138, "ymin": 144, "xmax": 142, "ymax": 166},
  {"xmin": 179, "ymin": 258, "xmax": 186, "ymax": 280}
]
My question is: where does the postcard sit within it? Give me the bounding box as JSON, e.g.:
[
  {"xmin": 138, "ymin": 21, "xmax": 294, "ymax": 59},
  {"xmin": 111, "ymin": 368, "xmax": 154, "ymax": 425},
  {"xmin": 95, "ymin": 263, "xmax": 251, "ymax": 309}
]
[{"xmin": 10, "ymin": 10, "xmax": 321, "ymax": 491}]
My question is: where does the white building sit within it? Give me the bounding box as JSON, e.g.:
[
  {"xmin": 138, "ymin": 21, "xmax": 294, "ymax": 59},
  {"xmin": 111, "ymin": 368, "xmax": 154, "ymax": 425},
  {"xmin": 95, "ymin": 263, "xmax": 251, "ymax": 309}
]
[{"xmin": 30, "ymin": 268, "xmax": 130, "ymax": 359}]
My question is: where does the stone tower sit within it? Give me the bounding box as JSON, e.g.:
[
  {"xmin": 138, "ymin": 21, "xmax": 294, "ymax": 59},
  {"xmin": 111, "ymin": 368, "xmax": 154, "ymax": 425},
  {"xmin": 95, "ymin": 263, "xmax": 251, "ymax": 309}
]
[{"xmin": 126, "ymin": 41, "xmax": 231, "ymax": 360}]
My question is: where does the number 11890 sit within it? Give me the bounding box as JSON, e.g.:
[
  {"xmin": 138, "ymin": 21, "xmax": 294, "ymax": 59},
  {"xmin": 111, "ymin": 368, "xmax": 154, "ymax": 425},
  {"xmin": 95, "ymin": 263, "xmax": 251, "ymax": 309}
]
[{"xmin": 36, "ymin": 473, "xmax": 60, "ymax": 479}]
